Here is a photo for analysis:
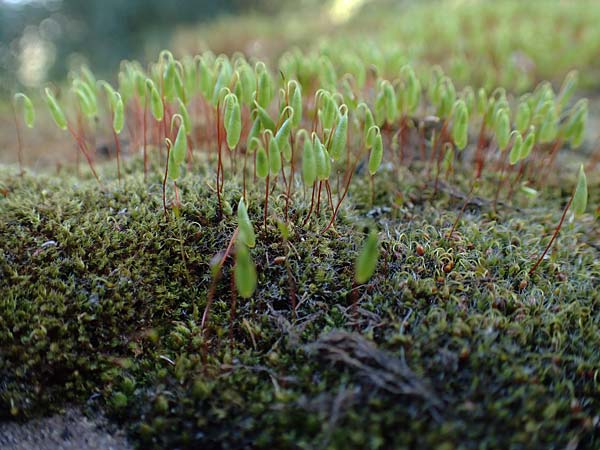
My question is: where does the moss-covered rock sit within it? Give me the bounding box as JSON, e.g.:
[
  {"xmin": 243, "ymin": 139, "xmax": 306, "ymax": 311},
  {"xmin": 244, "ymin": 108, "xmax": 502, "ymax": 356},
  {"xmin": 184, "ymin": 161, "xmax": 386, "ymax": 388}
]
[{"xmin": 1, "ymin": 158, "xmax": 599, "ymax": 449}]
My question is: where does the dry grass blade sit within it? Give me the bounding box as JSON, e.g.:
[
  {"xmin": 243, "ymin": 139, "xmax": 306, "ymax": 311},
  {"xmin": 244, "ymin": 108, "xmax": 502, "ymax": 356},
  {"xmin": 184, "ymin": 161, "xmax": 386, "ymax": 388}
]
[{"xmin": 305, "ymin": 331, "xmax": 441, "ymax": 411}]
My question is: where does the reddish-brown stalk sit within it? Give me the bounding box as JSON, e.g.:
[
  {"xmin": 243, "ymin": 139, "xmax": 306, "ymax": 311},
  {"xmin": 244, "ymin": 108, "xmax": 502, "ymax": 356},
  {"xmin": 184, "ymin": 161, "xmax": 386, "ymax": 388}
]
[
  {"xmin": 316, "ymin": 181, "xmax": 323, "ymax": 215},
  {"xmin": 279, "ymin": 153, "xmax": 287, "ymax": 187},
  {"xmin": 529, "ymin": 193, "xmax": 574, "ymax": 275},
  {"xmin": 449, "ymin": 124, "xmax": 491, "ymax": 239},
  {"xmin": 428, "ymin": 119, "xmax": 448, "ymax": 178},
  {"xmin": 433, "ymin": 142, "xmax": 447, "ymax": 193},
  {"xmin": 545, "ymin": 138, "xmax": 563, "ymax": 170},
  {"xmin": 201, "ymin": 227, "xmax": 239, "ymax": 359},
  {"xmin": 324, "ymin": 181, "xmax": 334, "ymax": 214},
  {"xmin": 321, "ymin": 126, "xmax": 364, "ymax": 234},
  {"xmin": 76, "ymin": 107, "xmax": 95, "ymax": 168},
  {"xmin": 506, "ymin": 160, "xmax": 528, "ymax": 202},
  {"xmin": 302, "ymin": 183, "xmax": 317, "ymax": 226},
  {"xmin": 473, "ymin": 122, "xmax": 487, "ymax": 177},
  {"xmin": 66, "ymin": 123, "xmax": 101, "ymax": 185}
]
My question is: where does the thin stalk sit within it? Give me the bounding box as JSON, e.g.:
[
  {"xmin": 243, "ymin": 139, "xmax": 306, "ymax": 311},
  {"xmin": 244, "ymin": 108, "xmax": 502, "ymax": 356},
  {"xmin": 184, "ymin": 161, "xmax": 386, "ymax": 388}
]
[
  {"xmin": 493, "ymin": 146, "xmax": 509, "ymax": 212},
  {"xmin": 282, "ymin": 235, "xmax": 297, "ymax": 316},
  {"xmin": 433, "ymin": 124, "xmax": 450, "ymax": 194},
  {"xmin": 546, "ymin": 138, "xmax": 563, "ymax": 170},
  {"xmin": 110, "ymin": 112, "xmax": 122, "ymax": 184},
  {"xmin": 316, "ymin": 181, "xmax": 323, "ymax": 215},
  {"xmin": 427, "ymin": 119, "xmax": 448, "ymax": 177},
  {"xmin": 216, "ymin": 102, "xmax": 223, "ymax": 219},
  {"xmin": 325, "ymin": 180, "xmax": 334, "ymax": 213},
  {"xmin": 264, "ymin": 174, "xmax": 270, "ymax": 230},
  {"xmin": 321, "ymin": 131, "xmax": 365, "ymax": 233},
  {"xmin": 201, "ymin": 228, "xmax": 239, "ymax": 361},
  {"xmin": 162, "ymin": 141, "xmax": 171, "ymax": 218},
  {"xmin": 66, "ymin": 123, "xmax": 101, "ymax": 185},
  {"xmin": 419, "ymin": 121, "xmax": 426, "ymax": 161},
  {"xmin": 447, "ymin": 181, "xmax": 476, "ymax": 239},
  {"xmin": 528, "ymin": 193, "xmax": 574, "ymax": 276},
  {"xmin": 112, "ymin": 127, "xmax": 122, "ymax": 185},
  {"xmin": 506, "ymin": 160, "xmax": 528, "ymax": 202},
  {"xmin": 11, "ymin": 103, "xmax": 24, "ymax": 176},
  {"xmin": 322, "ymin": 160, "xmax": 358, "ymax": 233},
  {"xmin": 302, "ymin": 182, "xmax": 317, "ymax": 226},
  {"xmin": 143, "ymin": 99, "xmax": 148, "ymax": 181},
  {"xmin": 285, "ymin": 135, "xmax": 296, "ymax": 222},
  {"xmin": 173, "ymin": 181, "xmax": 181, "ymax": 210},
  {"xmin": 474, "ymin": 121, "xmax": 487, "ymax": 178}
]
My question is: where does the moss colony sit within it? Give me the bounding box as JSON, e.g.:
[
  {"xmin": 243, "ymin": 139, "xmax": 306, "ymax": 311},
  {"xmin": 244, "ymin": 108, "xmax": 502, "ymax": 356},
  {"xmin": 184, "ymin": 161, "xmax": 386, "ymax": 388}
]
[
  {"xmin": 1, "ymin": 10, "xmax": 600, "ymax": 450},
  {"xmin": 1, "ymin": 155, "xmax": 598, "ymax": 448}
]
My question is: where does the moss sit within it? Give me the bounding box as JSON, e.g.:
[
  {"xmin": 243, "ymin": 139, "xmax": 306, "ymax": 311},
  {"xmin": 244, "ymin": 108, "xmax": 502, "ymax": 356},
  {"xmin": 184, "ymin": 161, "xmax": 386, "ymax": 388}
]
[{"xmin": 1, "ymin": 157, "xmax": 599, "ymax": 449}]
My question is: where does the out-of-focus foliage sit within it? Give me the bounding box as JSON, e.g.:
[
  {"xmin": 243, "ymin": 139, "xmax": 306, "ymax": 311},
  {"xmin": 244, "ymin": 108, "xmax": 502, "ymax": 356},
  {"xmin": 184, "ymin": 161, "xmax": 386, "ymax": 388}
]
[
  {"xmin": 177, "ymin": 0, "xmax": 600, "ymax": 93},
  {"xmin": 0, "ymin": 0, "xmax": 300, "ymax": 93}
]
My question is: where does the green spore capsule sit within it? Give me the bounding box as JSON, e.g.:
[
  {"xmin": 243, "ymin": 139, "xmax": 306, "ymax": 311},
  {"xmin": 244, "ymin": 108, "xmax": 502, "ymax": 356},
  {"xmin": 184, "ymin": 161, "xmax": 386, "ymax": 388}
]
[
  {"xmin": 301, "ymin": 133, "xmax": 316, "ymax": 186},
  {"xmin": 113, "ymin": 92, "xmax": 124, "ymax": 134},
  {"xmin": 572, "ymin": 164, "xmax": 588, "ymax": 216},
  {"xmin": 368, "ymin": 128, "xmax": 383, "ymax": 175},
  {"xmin": 509, "ymin": 133, "xmax": 523, "ymax": 165},
  {"xmin": 235, "ymin": 244, "xmax": 257, "ymax": 299},
  {"xmin": 355, "ymin": 230, "xmax": 380, "ymax": 284},
  {"xmin": 44, "ymin": 88, "xmax": 67, "ymax": 130},
  {"xmin": 495, "ymin": 109, "xmax": 510, "ymax": 150},
  {"xmin": 224, "ymin": 93, "xmax": 242, "ymax": 149},
  {"xmin": 451, "ymin": 100, "xmax": 469, "ymax": 150},
  {"xmin": 256, "ymin": 145, "xmax": 269, "ymax": 179},
  {"xmin": 14, "ymin": 93, "xmax": 35, "ymax": 128},
  {"xmin": 146, "ymin": 80, "xmax": 164, "ymax": 121},
  {"xmin": 330, "ymin": 105, "xmax": 348, "ymax": 161},
  {"xmin": 237, "ymin": 198, "xmax": 256, "ymax": 248}
]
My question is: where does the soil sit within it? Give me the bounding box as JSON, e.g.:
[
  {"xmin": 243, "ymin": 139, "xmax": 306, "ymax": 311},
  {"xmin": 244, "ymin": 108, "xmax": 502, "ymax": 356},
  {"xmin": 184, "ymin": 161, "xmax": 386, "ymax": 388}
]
[{"xmin": 0, "ymin": 408, "xmax": 131, "ymax": 450}]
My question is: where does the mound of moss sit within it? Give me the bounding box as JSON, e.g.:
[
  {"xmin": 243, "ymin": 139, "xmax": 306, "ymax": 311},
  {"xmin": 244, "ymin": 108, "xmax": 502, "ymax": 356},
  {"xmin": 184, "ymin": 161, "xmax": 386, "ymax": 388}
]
[{"xmin": 1, "ymin": 159, "xmax": 599, "ymax": 449}]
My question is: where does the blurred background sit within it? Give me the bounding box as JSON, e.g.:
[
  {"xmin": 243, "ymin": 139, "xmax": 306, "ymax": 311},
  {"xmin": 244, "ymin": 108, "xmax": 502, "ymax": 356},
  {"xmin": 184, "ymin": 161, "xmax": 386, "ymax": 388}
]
[
  {"xmin": 1, "ymin": 0, "xmax": 599, "ymax": 167},
  {"xmin": 2, "ymin": 0, "xmax": 599, "ymax": 94},
  {"xmin": 0, "ymin": 0, "xmax": 295, "ymax": 92},
  {"xmin": 1, "ymin": 0, "xmax": 382, "ymax": 94}
]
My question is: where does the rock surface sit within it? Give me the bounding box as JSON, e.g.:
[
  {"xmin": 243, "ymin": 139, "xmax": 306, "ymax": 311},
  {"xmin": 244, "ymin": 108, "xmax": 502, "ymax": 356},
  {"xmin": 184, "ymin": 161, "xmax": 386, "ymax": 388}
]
[{"xmin": 0, "ymin": 408, "xmax": 131, "ymax": 450}]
